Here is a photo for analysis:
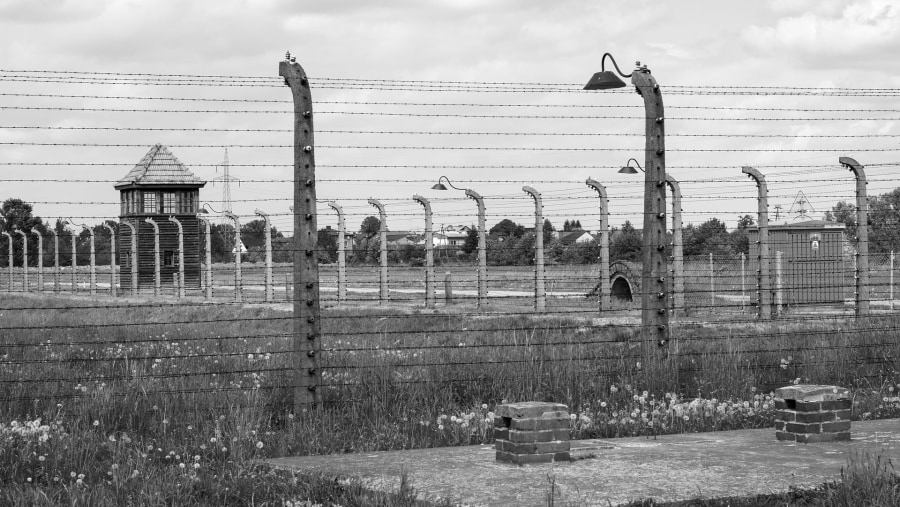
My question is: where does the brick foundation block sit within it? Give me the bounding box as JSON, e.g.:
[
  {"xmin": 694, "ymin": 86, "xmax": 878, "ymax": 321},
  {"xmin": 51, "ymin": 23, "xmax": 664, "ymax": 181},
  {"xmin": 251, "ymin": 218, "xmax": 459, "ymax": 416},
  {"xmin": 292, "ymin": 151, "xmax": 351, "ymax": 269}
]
[
  {"xmin": 494, "ymin": 402, "xmax": 571, "ymax": 464},
  {"xmin": 774, "ymin": 384, "xmax": 851, "ymax": 443}
]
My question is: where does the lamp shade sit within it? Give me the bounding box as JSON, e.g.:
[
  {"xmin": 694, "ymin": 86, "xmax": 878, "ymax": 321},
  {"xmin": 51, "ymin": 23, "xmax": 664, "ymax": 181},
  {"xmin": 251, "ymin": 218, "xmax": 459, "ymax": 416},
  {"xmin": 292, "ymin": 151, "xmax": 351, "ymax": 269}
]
[
  {"xmin": 431, "ymin": 183, "xmax": 449, "ymax": 190},
  {"xmin": 584, "ymin": 71, "xmax": 627, "ymax": 90},
  {"xmin": 618, "ymin": 166, "xmax": 640, "ymax": 174}
]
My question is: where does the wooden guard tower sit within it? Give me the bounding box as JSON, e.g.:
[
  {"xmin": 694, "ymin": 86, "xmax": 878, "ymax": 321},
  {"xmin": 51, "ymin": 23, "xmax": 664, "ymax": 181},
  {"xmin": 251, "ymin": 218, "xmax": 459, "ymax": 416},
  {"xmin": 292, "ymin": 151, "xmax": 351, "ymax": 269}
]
[{"xmin": 115, "ymin": 144, "xmax": 206, "ymax": 289}]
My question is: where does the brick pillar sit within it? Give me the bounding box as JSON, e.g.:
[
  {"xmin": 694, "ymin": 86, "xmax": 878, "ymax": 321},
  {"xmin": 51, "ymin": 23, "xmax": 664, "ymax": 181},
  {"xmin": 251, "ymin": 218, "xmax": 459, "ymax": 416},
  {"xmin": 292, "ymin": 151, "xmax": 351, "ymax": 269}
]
[
  {"xmin": 494, "ymin": 402, "xmax": 570, "ymax": 464},
  {"xmin": 774, "ymin": 384, "xmax": 851, "ymax": 443}
]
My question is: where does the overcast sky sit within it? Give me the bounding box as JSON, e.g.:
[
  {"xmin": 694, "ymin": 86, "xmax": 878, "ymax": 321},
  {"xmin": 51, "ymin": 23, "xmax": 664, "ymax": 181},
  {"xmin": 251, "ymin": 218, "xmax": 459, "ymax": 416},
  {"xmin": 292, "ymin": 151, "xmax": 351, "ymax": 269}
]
[{"xmin": 2, "ymin": 0, "xmax": 899, "ymax": 235}]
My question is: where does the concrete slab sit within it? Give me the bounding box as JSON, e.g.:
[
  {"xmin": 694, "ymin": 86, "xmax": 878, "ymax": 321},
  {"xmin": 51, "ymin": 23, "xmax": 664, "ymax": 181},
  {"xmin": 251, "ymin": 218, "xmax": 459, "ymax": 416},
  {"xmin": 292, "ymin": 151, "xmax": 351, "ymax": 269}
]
[{"xmin": 268, "ymin": 418, "xmax": 900, "ymax": 506}]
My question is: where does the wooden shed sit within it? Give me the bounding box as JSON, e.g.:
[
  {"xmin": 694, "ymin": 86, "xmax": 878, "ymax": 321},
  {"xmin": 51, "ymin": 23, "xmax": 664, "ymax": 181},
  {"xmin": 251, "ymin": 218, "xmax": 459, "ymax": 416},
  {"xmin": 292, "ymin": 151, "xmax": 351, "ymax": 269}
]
[
  {"xmin": 748, "ymin": 220, "xmax": 847, "ymax": 305},
  {"xmin": 115, "ymin": 144, "xmax": 206, "ymax": 289}
]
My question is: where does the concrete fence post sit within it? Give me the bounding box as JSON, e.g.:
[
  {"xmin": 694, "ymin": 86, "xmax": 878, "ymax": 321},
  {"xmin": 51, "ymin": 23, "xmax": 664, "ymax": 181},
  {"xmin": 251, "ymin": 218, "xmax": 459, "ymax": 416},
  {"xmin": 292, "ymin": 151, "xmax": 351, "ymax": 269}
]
[
  {"xmin": 31, "ymin": 230, "xmax": 42, "ymax": 292},
  {"xmin": 83, "ymin": 226, "xmax": 96, "ymax": 296},
  {"xmin": 327, "ymin": 202, "xmax": 347, "ymax": 303},
  {"xmin": 223, "ymin": 212, "xmax": 241, "ymax": 303},
  {"xmin": 412, "ymin": 195, "xmax": 435, "ymax": 309},
  {"xmin": 889, "ymin": 250, "xmax": 894, "ymax": 311},
  {"xmin": 199, "ymin": 217, "xmax": 212, "ymax": 300},
  {"xmin": 2, "ymin": 232, "xmax": 12, "ymax": 292},
  {"xmin": 444, "ymin": 271, "xmax": 453, "ymax": 304},
  {"xmin": 120, "ymin": 221, "xmax": 139, "ymax": 295},
  {"xmin": 168, "ymin": 216, "xmax": 184, "ymax": 298},
  {"xmin": 144, "ymin": 218, "xmax": 160, "ymax": 297},
  {"xmin": 742, "ymin": 166, "xmax": 772, "ymax": 320},
  {"xmin": 49, "ymin": 229, "xmax": 59, "ymax": 292},
  {"xmin": 254, "ymin": 209, "xmax": 273, "ymax": 302},
  {"xmin": 775, "ymin": 251, "xmax": 784, "ymax": 315},
  {"xmin": 466, "ymin": 189, "xmax": 488, "ymax": 309},
  {"xmin": 368, "ymin": 198, "xmax": 388, "ymax": 304},
  {"xmin": 14, "ymin": 229, "xmax": 27, "ymax": 292},
  {"xmin": 70, "ymin": 230, "xmax": 77, "ymax": 293},
  {"xmin": 839, "ymin": 157, "xmax": 869, "ymax": 316},
  {"xmin": 586, "ymin": 178, "xmax": 611, "ymax": 314},
  {"xmin": 523, "ymin": 186, "xmax": 546, "ymax": 313},
  {"xmin": 741, "ymin": 252, "xmax": 746, "ymax": 313},
  {"xmin": 102, "ymin": 224, "xmax": 116, "ymax": 296},
  {"xmin": 666, "ymin": 175, "xmax": 685, "ymax": 319},
  {"xmin": 281, "ymin": 52, "xmax": 323, "ymax": 408}
]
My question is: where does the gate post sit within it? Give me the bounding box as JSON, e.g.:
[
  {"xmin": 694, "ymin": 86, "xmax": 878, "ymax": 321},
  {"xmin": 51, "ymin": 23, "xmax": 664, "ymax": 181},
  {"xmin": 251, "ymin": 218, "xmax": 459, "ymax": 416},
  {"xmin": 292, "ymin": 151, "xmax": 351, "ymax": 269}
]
[
  {"xmin": 839, "ymin": 157, "xmax": 869, "ymax": 316},
  {"xmin": 368, "ymin": 199, "xmax": 388, "ymax": 304}
]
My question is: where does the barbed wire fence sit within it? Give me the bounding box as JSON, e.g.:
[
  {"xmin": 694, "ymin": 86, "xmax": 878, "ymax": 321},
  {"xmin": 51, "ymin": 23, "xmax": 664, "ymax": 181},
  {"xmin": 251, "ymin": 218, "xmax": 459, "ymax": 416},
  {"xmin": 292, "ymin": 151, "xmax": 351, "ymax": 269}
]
[{"xmin": 1, "ymin": 64, "xmax": 900, "ymax": 422}]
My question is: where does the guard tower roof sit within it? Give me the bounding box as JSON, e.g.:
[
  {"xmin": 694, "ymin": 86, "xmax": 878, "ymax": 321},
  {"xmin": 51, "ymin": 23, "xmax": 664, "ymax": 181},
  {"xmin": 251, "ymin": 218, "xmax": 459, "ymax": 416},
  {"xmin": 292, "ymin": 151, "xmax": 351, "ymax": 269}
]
[{"xmin": 114, "ymin": 144, "xmax": 207, "ymax": 190}]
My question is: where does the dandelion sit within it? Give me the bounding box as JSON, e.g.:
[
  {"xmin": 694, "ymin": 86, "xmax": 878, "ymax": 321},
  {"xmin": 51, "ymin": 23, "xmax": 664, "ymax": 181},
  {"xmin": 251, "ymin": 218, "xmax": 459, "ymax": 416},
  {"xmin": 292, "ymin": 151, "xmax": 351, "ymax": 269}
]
[
  {"xmin": 132, "ymin": 470, "xmax": 140, "ymax": 478},
  {"xmin": 194, "ymin": 455, "xmax": 200, "ymax": 462},
  {"xmin": 93, "ymin": 420, "xmax": 99, "ymax": 427},
  {"xmin": 221, "ymin": 447, "xmax": 228, "ymax": 452},
  {"xmin": 70, "ymin": 471, "xmax": 76, "ymax": 478},
  {"xmin": 111, "ymin": 464, "xmax": 118, "ymax": 470},
  {"xmin": 600, "ymin": 402, "xmax": 607, "ymax": 408},
  {"xmin": 481, "ymin": 403, "xmax": 488, "ymax": 410},
  {"xmin": 438, "ymin": 424, "xmax": 444, "ymax": 431},
  {"xmin": 38, "ymin": 455, "xmax": 45, "ymax": 462},
  {"xmin": 210, "ymin": 437, "xmax": 217, "ymax": 443},
  {"xmin": 255, "ymin": 441, "xmax": 264, "ymax": 449},
  {"xmin": 193, "ymin": 463, "xmax": 200, "ymax": 470},
  {"xmin": 179, "ymin": 463, "xmax": 185, "ymax": 469},
  {"xmin": 610, "ymin": 385, "xmax": 618, "ymax": 394}
]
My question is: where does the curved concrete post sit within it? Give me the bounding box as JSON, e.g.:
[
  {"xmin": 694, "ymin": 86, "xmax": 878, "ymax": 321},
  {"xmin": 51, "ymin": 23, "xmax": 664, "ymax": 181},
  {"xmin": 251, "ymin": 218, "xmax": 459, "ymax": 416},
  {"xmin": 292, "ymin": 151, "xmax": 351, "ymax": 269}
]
[
  {"xmin": 465, "ymin": 189, "xmax": 487, "ymax": 308},
  {"xmin": 327, "ymin": 202, "xmax": 347, "ymax": 303},
  {"xmin": 412, "ymin": 195, "xmax": 435, "ymax": 309},
  {"xmin": 49, "ymin": 229, "xmax": 59, "ymax": 292},
  {"xmin": 281, "ymin": 54, "xmax": 323, "ymax": 408},
  {"xmin": 839, "ymin": 157, "xmax": 869, "ymax": 316},
  {"xmin": 198, "ymin": 217, "xmax": 212, "ymax": 300},
  {"xmin": 102, "ymin": 223, "xmax": 117, "ymax": 297},
  {"xmin": 69, "ymin": 229, "xmax": 77, "ymax": 293},
  {"xmin": 144, "ymin": 218, "xmax": 160, "ymax": 297},
  {"xmin": 81, "ymin": 226, "xmax": 96, "ymax": 295},
  {"xmin": 523, "ymin": 186, "xmax": 546, "ymax": 312},
  {"xmin": 168, "ymin": 216, "xmax": 185, "ymax": 298},
  {"xmin": 30, "ymin": 230, "xmax": 42, "ymax": 292},
  {"xmin": 224, "ymin": 212, "xmax": 241, "ymax": 303},
  {"xmin": 14, "ymin": 229, "xmax": 27, "ymax": 292},
  {"xmin": 632, "ymin": 65, "xmax": 669, "ymax": 353},
  {"xmin": 368, "ymin": 199, "xmax": 388, "ymax": 304},
  {"xmin": 665, "ymin": 175, "xmax": 684, "ymax": 320},
  {"xmin": 742, "ymin": 166, "xmax": 771, "ymax": 320},
  {"xmin": 1, "ymin": 232, "xmax": 12, "ymax": 292},
  {"xmin": 120, "ymin": 221, "xmax": 138, "ymax": 295},
  {"xmin": 254, "ymin": 209, "xmax": 273, "ymax": 302},
  {"xmin": 586, "ymin": 178, "xmax": 611, "ymax": 314}
]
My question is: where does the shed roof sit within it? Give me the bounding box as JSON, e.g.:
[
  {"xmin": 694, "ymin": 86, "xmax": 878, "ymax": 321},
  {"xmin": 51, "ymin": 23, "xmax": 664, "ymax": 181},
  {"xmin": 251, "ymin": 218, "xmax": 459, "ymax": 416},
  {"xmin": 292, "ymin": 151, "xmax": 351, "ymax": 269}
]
[
  {"xmin": 748, "ymin": 219, "xmax": 846, "ymax": 232},
  {"xmin": 114, "ymin": 144, "xmax": 207, "ymax": 189}
]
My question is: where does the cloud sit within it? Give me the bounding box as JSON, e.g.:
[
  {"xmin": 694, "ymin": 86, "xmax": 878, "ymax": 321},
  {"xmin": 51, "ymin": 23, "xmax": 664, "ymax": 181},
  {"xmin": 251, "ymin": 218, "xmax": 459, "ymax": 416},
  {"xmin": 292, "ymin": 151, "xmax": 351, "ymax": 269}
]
[{"xmin": 742, "ymin": 1, "xmax": 900, "ymax": 66}]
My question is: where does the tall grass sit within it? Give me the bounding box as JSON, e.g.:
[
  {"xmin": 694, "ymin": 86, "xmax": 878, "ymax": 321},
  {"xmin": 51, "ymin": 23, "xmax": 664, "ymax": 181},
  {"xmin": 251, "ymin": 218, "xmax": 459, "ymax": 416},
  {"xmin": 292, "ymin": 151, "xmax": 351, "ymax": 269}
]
[{"xmin": 1, "ymin": 293, "xmax": 899, "ymax": 504}]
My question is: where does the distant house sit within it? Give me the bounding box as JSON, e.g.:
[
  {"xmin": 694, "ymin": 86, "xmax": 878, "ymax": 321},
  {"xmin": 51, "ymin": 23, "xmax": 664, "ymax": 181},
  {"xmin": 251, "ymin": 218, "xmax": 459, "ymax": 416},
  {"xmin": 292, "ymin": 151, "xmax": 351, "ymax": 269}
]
[
  {"xmin": 321, "ymin": 225, "xmax": 355, "ymax": 249},
  {"xmin": 557, "ymin": 230, "xmax": 596, "ymax": 245},
  {"xmin": 436, "ymin": 225, "xmax": 470, "ymax": 248},
  {"xmin": 385, "ymin": 231, "xmax": 423, "ymax": 248}
]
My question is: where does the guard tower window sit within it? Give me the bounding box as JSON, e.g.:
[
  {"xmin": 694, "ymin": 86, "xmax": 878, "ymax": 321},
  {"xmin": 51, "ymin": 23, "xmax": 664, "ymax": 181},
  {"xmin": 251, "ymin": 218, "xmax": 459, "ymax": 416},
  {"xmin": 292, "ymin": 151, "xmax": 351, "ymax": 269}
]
[
  {"xmin": 162, "ymin": 192, "xmax": 176, "ymax": 214},
  {"xmin": 143, "ymin": 191, "xmax": 157, "ymax": 214},
  {"xmin": 164, "ymin": 251, "xmax": 176, "ymax": 267},
  {"xmin": 179, "ymin": 191, "xmax": 196, "ymax": 213}
]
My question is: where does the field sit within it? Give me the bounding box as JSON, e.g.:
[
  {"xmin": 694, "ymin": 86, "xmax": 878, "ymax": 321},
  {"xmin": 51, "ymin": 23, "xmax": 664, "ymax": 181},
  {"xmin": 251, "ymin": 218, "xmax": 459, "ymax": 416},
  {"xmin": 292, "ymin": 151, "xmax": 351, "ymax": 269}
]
[{"xmin": 2, "ymin": 261, "xmax": 900, "ymax": 504}]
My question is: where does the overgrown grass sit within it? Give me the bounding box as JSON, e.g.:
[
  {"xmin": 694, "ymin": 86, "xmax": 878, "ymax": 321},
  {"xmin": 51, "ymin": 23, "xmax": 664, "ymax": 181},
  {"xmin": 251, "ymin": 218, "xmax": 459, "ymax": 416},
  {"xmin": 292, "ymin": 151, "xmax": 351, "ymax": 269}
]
[{"xmin": 1, "ymin": 292, "xmax": 899, "ymax": 504}]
